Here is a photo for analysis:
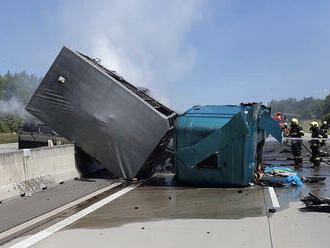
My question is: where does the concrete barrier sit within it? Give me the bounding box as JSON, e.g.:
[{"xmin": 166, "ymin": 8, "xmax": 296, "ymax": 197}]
[
  {"xmin": 0, "ymin": 150, "xmax": 25, "ymax": 200},
  {"xmin": 0, "ymin": 144, "xmax": 79, "ymax": 202}
]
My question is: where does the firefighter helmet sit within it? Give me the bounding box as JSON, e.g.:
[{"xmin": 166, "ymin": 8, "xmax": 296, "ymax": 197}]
[
  {"xmin": 291, "ymin": 118, "xmax": 299, "ymax": 125},
  {"xmin": 310, "ymin": 121, "xmax": 318, "ymax": 128}
]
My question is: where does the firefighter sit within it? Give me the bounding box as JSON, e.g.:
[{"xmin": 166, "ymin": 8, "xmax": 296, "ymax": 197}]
[
  {"xmin": 320, "ymin": 121, "xmax": 328, "ymax": 146},
  {"xmin": 320, "ymin": 121, "xmax": 328, "ymax": 138},
  {"xmin": 282, "ymin": 122, "xmax": 290, "ymax": 137},
  {"xmin": 309, "ymin": 121, "xmax": 323, "ymax": 169},
  {"xmin": 320, "ymin": 121, "xmax": 328, "ymax": 133},
  {"xmin": 274, "ymin": 112, "xmax": 284, "ymax": 127},
  {"xmin": 274, "ymin": 112, "xmax": 283, "ymax": 121},
  {"xmin": 289, "ymin": 118, "xmax": 304, "ymax": 170}
]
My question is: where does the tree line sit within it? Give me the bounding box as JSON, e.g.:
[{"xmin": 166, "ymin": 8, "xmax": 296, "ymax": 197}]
[
  {"xmin": 0, "ymin": 71, "xmax": 41, "ymax": 132},
  {"xmin": 269, "ymin": 95, "xmax": 330, "ymax": 122},
  {"xmin": 1, "ymin": 71, "xmax": 330, "ymax": 132}
]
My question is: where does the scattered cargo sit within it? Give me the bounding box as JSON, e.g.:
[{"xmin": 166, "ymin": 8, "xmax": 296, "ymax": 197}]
[
  {"xmin": 262, "ymin": 166, "xmax": 303, "ymax": 187},
  {"xmin": 301, "ymin": 176, "xmax": 326, "ymax": 183},
  {"xmin": 301, "ymin": 193, "xmax": 330, "ymax": 209}
]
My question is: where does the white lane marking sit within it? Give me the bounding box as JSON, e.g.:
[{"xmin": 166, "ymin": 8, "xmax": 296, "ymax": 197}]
[
  {"xmin": 10, "ymin": 182, "xmax": 143, "ymax": 248},
  {"xmin": 0, "ymin": 182, "xmax": 122, "ymax": 242},
  {"xmin": 268, "ymin": 187, "xmax": 280, "ymax": 208}
]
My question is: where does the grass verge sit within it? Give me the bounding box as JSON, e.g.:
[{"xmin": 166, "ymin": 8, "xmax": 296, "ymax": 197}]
[{"xmin": 0, "ymin": 133, "xmax": 18, "ymax": 144}]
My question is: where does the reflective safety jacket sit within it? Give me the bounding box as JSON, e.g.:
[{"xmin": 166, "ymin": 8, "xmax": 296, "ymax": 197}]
[
  {"xmin": 310, "ymin": 127, "xmax": 324, "ymax": 146},
  {"xmin": 289, "ymin": 124, "xmax": 304, "ymax": 138}
]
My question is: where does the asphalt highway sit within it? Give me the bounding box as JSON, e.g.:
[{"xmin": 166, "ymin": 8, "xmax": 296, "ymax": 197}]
[{"xmin": 1, "ymin": 139, "xmax": 330, "ymax": 248}]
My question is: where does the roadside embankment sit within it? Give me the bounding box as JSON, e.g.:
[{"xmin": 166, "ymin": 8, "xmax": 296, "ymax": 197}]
[
  {"xmin": 0, "ymin": 144, "xmax": 80, "ymax": 202},
  {"xmin": 0, "ymin": 133, "xmax": 18, "ymax": 144}
]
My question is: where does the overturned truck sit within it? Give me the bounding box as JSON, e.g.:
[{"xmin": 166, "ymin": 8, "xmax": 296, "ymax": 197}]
[
  {"xmin": 27, "ymin": 46, "xmax": 282, "ymax": 186},
  {"xmin": 26, "ymin": 46, "xmax": 177, "ymax": 179}
]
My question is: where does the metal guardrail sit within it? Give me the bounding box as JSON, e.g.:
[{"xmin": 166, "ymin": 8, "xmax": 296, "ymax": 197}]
[{"xmin": 282, "ymin": 137, "xmax": 330, "ymax": 141}]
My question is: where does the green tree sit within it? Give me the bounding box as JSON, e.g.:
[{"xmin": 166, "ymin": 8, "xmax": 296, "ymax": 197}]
[
  {"xmin": 269, "ymin": 97, "xmax": 324, "ymax": 120},
  {"xmin": 0, "ymin": 71, "xmax": 40, "ymax": 103},
  {"xmin": 0, "ymin": 71, "xmax": 41, "ymax": 133},
  {"xmin": 323, "ymin": 94, "xmax": 330, "ymax": 115},
  {"xmin": 321, "ymin": 113, "xmax": 330, "ymax": 123}
]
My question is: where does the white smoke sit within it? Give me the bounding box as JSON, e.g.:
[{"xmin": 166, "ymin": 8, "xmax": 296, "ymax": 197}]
[
  {"xmin": 60, "ymin": 0, "xmax": 204, "ymax": 107},
  {"xmin": 0, "ymin": 97, "xmax": 26, "ymax": 117}
]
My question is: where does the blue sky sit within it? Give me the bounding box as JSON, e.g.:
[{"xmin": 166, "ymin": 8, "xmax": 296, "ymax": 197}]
[{"xmin": 1, "ymin": 0, "xmax": 330, "ymax": 112}]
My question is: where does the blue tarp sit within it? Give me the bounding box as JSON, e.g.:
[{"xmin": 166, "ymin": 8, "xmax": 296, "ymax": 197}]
[{"xmin": 264, "ymin": 166, "xmax": 303, "ymax": 187}]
